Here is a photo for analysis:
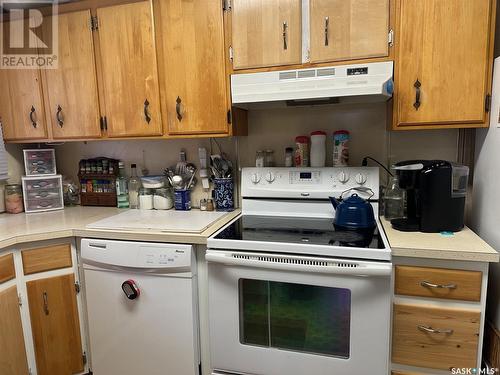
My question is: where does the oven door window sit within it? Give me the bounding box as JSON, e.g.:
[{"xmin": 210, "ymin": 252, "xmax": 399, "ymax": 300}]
[{"xmin": 239, "ymin": 279, "xmax": 351, "ymax": 358}]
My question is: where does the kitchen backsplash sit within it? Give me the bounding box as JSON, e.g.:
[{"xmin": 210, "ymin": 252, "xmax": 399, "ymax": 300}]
[{"xmin": 4, "ymin": 103, "xmax": 460, "ymax": 201}]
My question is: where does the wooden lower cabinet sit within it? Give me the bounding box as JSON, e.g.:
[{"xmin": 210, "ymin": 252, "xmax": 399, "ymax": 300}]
[
  {"xmin": 392, "ymin": 303, "xmax": 480, "ymax": 370},
  {"xmin": 27, "ymin": 274, "xmax": 84, "ymax": 375},
  {"xmin": 0, "ymin": 286, "xmax": 30, "ymax": 375}
]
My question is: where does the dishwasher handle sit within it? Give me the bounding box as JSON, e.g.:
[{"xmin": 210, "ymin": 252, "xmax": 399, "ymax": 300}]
[{"xmin": 205, "ymin": 251, "xmax": 392, "ymax": 277}]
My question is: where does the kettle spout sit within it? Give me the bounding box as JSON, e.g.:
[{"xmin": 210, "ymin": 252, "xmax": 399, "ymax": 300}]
[{"xmin": 329, "ymin": 196, "xmax": 340, "ymax": 209}]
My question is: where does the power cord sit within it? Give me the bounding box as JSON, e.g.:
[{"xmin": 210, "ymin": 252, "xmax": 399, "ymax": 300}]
[{"xmin": 362, "ymin": 156, "xmax": 394, "ymax": 177}]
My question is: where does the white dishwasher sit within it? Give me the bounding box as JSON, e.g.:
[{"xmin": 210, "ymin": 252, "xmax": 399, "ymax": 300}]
[{"xmin": 81, "ymin": 238, "xmax": 200, "ymax": 375}]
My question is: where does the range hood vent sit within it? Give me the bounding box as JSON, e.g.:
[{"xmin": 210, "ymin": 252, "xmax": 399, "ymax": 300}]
[{"xmin": 231, "ymin": 61, "xmax": 394, "ymax": 107}]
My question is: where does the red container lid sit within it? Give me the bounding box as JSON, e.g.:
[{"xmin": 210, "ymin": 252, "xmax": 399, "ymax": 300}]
[
  {"xmin": 311, "ymin": 130, "xmax": 327, "ymax": 136},
  {"xmin": 334, "ymin": 130, "xmax": 350, "ymax": 135},
  {"xmin": 295, "ymin": 135, "xmax": 310, "ymax": 143}
]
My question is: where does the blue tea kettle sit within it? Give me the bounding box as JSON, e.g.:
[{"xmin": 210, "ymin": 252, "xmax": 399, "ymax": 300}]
[{"xmin": 329, "ymin": 189, "xmax": 376, "ymax": 230}]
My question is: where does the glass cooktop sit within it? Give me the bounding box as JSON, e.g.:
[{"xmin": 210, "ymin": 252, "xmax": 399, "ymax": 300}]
[{"xmin": 214, "ymin": 215, "xmax": 386, "ymax": 249}]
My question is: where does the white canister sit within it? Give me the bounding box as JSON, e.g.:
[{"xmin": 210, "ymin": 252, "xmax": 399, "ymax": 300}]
[{"xmin": 310, "ymin": 131, "xmax": 327, "ymax": 167}]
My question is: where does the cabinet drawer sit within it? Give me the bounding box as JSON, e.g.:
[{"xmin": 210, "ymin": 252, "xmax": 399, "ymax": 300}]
[
  {"xmin": 0, "ymin": 253, "xmax": 16, "ymax": 284},
  {"xmin": 395, "ymin": 266, "xmax": 482, "ymax": 302},
  {"xmin": 392, "ymin": 303, "xmax": 480, "ymax": 370},
  {"xmin": 22, "ymin": 244, "xmax": 72, "ymax": 275}
]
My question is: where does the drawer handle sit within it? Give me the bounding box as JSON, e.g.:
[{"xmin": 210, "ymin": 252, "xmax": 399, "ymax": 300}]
[
  {"xmin": 420, "ymin": 280, "xmax": 457, "ymax": 289},
  {"xmin": 418, "ymin": 325, "xmax": 453, "ymax": 335},
  {"xmin": 43, "ymin": 291, "xmax": 49, "ymax": 315}
]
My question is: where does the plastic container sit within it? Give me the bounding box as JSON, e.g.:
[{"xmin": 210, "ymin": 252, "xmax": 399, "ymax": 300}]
[
  {"xmin": 140, "ymin": 175, "xmax": 165, "ymax": 189},
  {"xmin": 294, "ymin": 136, "xmax": 310, "ymax": 167},
  {"xmin": 285, "ymin": 147, "xmax": 294, "ymax": 167},
  {"xmin": 310, "ymin": 131, "xmax": 326, "ymax": 167},
  {"xmin": 333, "ymin": 130, "xmax": 350, "ymax": 166},
  {"xmin": 264, "ymin": 150, "xmax": 275, "ymax": 167},
  {"xmin": 255, "ymin": 150, "xmax": 265, "ymax": 168},
  {"xmin": 22, "ymin": 175, "xmax": 64, "ymax": 213},
  {"xmin": 214, "ymin": 178, "xmax": 234, "ymax": 212},
  {"xmin": 384, "ymin": 174, "xmax": 405, "ymax": 220},
  {"xmin": 138, "ymin": 188, "xmax": 153, "ymax": 210},
  {"xmin": 153, "ymin": 188, "xmax": 173, "ymax": 210},
  {"xmin": 23, "ymin": 149, "xmax": 56, "ymax": 176}
]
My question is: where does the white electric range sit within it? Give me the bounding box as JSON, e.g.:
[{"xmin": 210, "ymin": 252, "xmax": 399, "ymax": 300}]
[{"xmin": 206, "ymin": 167, "xmax": 392, "ymax": 375}]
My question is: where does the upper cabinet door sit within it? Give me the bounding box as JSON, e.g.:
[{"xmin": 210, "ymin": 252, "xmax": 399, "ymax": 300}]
[
  {"xmin": 395, "ymin": 0, "xmax": 493, "ymax": 128},
  {"xmin": 42, "ymin": 10, "xmax": 101, "ymax": 139},
  {"xmin": 97, "ymin": 1, "xmax": 162, "ymax": 137},
  {"xmin": 0, "ymin": 21, "xmax": 47, "ymax": 141},
  {"xmin": 154, "ymin": 0, "xmax": 229, "ymax": 135},
  {"xmin": 309, "ymin": 0, "xmax": 390, "ymax": 63},
  {"xmin": 231, "ymin": 0, "xmax": 302, "ymax": 70}
]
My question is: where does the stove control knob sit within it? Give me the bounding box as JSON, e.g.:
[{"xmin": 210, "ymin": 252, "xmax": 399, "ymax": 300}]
[
  {"xmin": 337, "ymin": 171, "xmax": 349, "ymax": 184},
  {"xmin": 250, "ymin": 173, "xmax": 261, "ymax": 184},
  {"xmin": 265, "ymin": 172, "xmax": 275, "ymax": 183},
  {"xmin": 355, "ymin": 173, "xmax": 367, "ymax": 185}
]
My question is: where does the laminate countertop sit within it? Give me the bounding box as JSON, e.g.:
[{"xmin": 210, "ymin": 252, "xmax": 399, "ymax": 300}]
[
  {"xmin": 381, "ymin": 217, "xmax": 499, "ymax": 262},
  {"xmin": 0, "ymin": 206, "xmax": 241, "ymax": 250}
]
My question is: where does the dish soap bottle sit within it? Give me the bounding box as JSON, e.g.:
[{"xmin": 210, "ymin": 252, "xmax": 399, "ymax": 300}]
[
  {"xmin": 116, "ymin": 162, "xmax": 129, "ymax": 208},
  {"xmin": 384, "ymin": 173, "xmax": 404, "ymax": 220},
  {"xmin": 128, "ymin": 163, "xmax": 141, "ymax": 209}
]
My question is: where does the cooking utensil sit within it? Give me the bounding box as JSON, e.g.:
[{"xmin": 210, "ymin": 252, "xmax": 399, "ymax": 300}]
[
  {"xmin": 176, "ymin": 150, "xmax": 188, "ymax": 176},
  {"xmin": 172, "ymin": 175, "xmax": 184, "ymax": 190}
]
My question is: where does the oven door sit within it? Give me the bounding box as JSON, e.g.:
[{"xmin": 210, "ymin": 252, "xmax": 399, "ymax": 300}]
[{"xmin": 207, "ymin": 250, "xmax": 391, "ymax": 375}]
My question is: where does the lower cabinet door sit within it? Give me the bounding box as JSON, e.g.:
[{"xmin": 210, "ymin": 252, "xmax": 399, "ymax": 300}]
[
  {"xmin": 27, "ymin": 274, "xmax": 83, "ymax": 375},
  {"xmin": 392, "ymin": 303, "xmax": 480, "ymax": 370},
  {"xmin": 0, "ymin": 286, "xmax": 30, "ymax": 375}
]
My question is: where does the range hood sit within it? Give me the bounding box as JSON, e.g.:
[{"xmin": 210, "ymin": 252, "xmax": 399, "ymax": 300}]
[{"xmin": 231, "ymin": 61, "xmax": 393, "ymax": 108}]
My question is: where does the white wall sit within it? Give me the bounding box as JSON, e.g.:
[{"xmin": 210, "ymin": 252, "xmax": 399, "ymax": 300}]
[{"xmin": 471, "ymin": 58, "xmax": 500, "ymax": 329}]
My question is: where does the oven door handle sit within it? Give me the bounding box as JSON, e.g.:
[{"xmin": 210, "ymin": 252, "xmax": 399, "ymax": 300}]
[{"xmin": 205, "ymin": 252, "xmax": 392, "ymax": 277}]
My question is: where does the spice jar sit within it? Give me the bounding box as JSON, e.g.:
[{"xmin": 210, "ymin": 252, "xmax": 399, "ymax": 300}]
[
  {"xmin": 5, "ymin": 184, "xmax": 24, "ymax": 214},
  {"xmin": 294, "ymin": 136, "xmax": 310, "ymax": 167},
  {"xmin": 255, "ymin": 150, "xmax": 265, "ymax": 167},
  {"xmin": 285, "ymin": 147, "xmax": 294, "ymax": 167},
  {"xmin": 264, "ymin": 150, "xmax": 275, "ymax": 167}
]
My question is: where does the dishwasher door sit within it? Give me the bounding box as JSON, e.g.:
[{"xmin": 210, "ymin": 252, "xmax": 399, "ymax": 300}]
[{"xmin": 81, "ymin": 239, "xmax": 199, "ymax": 375}]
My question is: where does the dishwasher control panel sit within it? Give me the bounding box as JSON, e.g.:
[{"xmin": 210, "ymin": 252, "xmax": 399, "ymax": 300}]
[{"xmin": 81, "ymin": 239, "xmax": 194, "ymax": 272}]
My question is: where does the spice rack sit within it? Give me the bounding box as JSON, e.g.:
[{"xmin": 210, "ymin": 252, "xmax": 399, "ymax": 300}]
[{"xmin": 78, "ymin": 158, "xmax": 119, "ymax": 207}]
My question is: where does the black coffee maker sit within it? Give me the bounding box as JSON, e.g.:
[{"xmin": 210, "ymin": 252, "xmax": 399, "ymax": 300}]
[{"xmin": 391, "ymin": 160, "xmax": 469, "ymax": 233}]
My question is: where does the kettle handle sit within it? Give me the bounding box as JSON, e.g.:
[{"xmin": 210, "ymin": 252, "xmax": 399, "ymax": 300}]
[{"xmin": 339, "ymin": 187, "xmax": 375, "ymax": 200}]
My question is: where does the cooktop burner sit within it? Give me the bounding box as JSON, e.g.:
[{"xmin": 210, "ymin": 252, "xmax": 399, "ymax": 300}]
[{"xmin": 214, "ymin": 215, "xmax": 385, "ymax": 249}]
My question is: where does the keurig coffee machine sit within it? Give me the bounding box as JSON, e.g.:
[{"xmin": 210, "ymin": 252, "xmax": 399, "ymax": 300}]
[{"xmin": 391, "ymin": 160, "xmax": 469, "ymax": 233}]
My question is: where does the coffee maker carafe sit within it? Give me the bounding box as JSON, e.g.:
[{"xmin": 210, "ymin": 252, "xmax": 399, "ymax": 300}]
[{"xmin": 391, "ymin": 160, "xmax": 469, "ymax": 233}]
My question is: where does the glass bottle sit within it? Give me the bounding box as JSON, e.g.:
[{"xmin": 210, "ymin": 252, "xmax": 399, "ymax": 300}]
[
  {"xmin": 116, "ymin": 162, "xmax": 129, "ymax": 208},
  {"xmin": 128, "ymin": 163, "xmax": 141, "ymax": 209},
  {"xmin": 384, "ymin": 174, "xmax": 405, "ymax": 220}
]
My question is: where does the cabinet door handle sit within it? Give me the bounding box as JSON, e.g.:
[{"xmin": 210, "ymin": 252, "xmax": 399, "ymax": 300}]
[
  {"xmin": 56, "ymin": 105, "xmax": 64, "ymax": 127},
  {"xmin": 143, "ymin": 99, "xmax": 151, "ymax": 124},
  {"xmin": 29, "ymin": 106, "xmax": 37, "ymax": 128},
  {"xmin": 324, "ymin": 16, "xmax": 329, "ymax": 46},
  {"xmin": 413, "ymin": 79, "xmax": 421, "ymax": 110},
  {"xmin": 282, "ymin": 21, "xmax": 288, "ymax": 50},
  {"xmin": 43, "ymin": 291, "xmax": 49, "ymax": 315},
  {"xmin": 418, "ymin": 325, "xmax": 453, "ymax": 335},
  {"xmin": 420, "ymin": 280, "xmax": 457, "ymax": 289},
  {"xmin": 176, "ymin": 96, "xmax": 183, "ymax": 121}
]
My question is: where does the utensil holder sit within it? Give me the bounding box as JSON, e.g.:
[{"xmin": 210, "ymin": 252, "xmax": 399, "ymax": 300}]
[
  {"xmin": 214, "ymin": 178, "xmax": 234, "ymax": 212},
  {"xmin": 174, "ymin": 189, "xmax": 191, "ymax": 211}
]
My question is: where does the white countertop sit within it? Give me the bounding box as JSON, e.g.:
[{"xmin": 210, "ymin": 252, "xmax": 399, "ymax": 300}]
[
  {"xmin": 0, "ymin": 206, "xmax": 241, "ymax": 250},
  {"xmin": 381, "ymin": 217, "xmax": 499, "ymax": 262}
]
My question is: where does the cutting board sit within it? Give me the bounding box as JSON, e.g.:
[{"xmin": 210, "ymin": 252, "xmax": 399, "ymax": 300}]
[{"xmin": 86, "ymin": 209, "xmax": 229, "ymax": 233}]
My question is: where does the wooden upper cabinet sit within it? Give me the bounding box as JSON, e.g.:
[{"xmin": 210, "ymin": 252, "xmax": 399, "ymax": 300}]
[
  {"xmin": 97, "ymin": 1, "xmax": 162, "ymax": 137},
  {"xmin": 0, "ymin": 286, "xmax": 30, "ymax": 375},
  {"xmin": 0, "ymin": 20, "xmax": 47, "ymax": 141},
  {"xmin": 42, "ymin": 10, "xmax": 101, "ymax": 139},
  {"xmin": 27, "ymin": 274, "xmax": 83, "ymax": 375},
  {"xmin": 309, "ymin": 0, "xmax": 390, "ymax": 63},
  {"xmin": 394, "ymin": 0, "xmax": 494, "ymax": 129},
  {"xmin": 154, "ymin": 0, "xmax": 229, "ymax": 135},
  {"xmin": 231, "ymin": 0, "xmax": 302, "ymax": 70}
]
